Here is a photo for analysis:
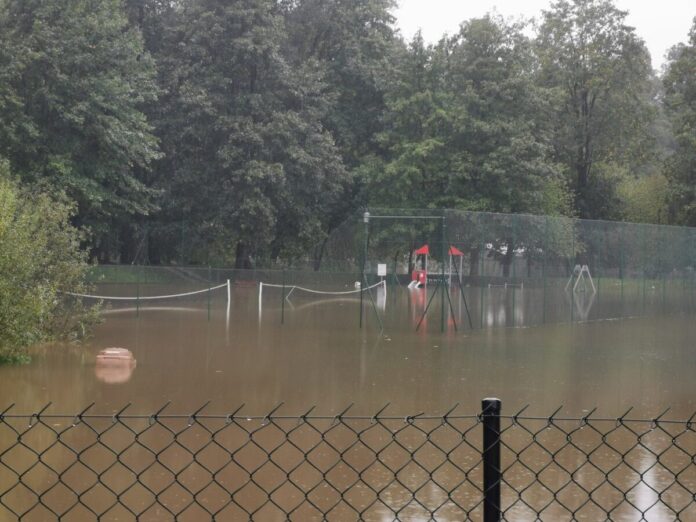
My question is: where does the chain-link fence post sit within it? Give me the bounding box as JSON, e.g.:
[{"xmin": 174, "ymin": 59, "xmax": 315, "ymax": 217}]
[
  {"xmin": 482, "ymin": 397, "xmax": 502, "ymax": 522},
  {"xmin": 360, "ymin": 212, "xmax": 369, "ymax": 328}
]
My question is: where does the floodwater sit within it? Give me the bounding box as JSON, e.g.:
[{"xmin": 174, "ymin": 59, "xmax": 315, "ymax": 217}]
[
  {"xmin": 1, "ymin": 281, "xmax": 695, "ymax": 520},
  {"xmin": 2, "ymin": 281, "xmax": 695, "ymax": 415}
]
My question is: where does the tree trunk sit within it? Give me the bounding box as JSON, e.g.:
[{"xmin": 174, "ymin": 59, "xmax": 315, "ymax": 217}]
[
  {"xmin": 576, "ymin": 90, "xmax": 593, "ymax": 217},
  {"xmin": 392, "ymin": 249, "xmax": 400, "ymax": 274},
  {"xmin": 469, "ymin": 247, "xmax": 481, "ymax": 276},
  {"xmin": 502, "ymin": 239, "xmax": 514, "ymax": 278},
  {"xmin": 313, "ymin": 237, "xmax": 328, "ymax": 271},
  {"xmin": 235, "ymin": 241, "xmax": 251, "ymax": 269},
  {"xmin": 407, "ymin": 241, "xmax": 414, "ymax": 274}
]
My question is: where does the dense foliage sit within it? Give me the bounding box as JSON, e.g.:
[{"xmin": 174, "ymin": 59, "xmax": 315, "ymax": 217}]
[
  {"xmin": 664, "ymin": 19, "xmax": 696, "ymax": 226},
  {"xmin": 0, "ymin": 0, "xmax": 694, "ymax": 267},
  {"xmin": 0, "ymin": 0, "xmax": 160, "ymax": 252},
  {"xmin": 0, "ymin": 161, "xmax": 98, "ymax": 363}
]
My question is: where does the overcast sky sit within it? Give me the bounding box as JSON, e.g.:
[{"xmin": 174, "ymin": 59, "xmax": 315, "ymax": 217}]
[{"xmin": 394, "ymin": 0, "xmax": 695, "ymax": 70}]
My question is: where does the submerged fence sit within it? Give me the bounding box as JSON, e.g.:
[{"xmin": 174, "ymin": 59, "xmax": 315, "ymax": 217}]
[
  {"xmin": 98, "ymin": 209, "xmax": 696, "ymax": 283},
  {"xmin": 1, "ymin": 400, "xmax": 695, "ymax": 521},
  {"xmin": 321, "ymin": 209, "xmax": 696, "ymax": 283},
  {"xmin": 86, "ymin": 209, "xmax": 696, "ymax": 330}
]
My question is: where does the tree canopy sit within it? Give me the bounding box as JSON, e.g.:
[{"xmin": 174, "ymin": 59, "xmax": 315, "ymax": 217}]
[
  {"xmin": 0, "ymin": 0, "xmax": 160, "ymax": 248},
  {"xmin": 663, "ymin": 17, "xmax": 696, "ymax": 226},
  {"xmin": 367, "ymin": 17, "xmax": 569, "ymax": 217},
  {"xmin": 536, "ymin": 0, "xmax": 657, "ymax": 219},
  {"xmin": 0, "ymin": 0, "xmax": 693, "ymax": 267}
]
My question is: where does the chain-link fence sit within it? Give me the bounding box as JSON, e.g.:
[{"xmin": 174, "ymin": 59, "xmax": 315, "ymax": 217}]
[
  {"xmin": 88, "ymin": 209, "xmax": 696, "ymax": 330},
  {"xmin": 1, "ymin": 400, "xmax": 694, "ymax": 520},
  {"xmin": 320, "ymin": 209, "xmax": 696, "ymax": 283},
  {"xmin": 100, "ymin": 209, "xmax": 696, "ymax": 282}
]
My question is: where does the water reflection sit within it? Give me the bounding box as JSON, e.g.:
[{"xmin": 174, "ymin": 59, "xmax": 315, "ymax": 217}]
[{"xmin": 569, "ymin": 287, "xmax": 597, "ymax": 322}]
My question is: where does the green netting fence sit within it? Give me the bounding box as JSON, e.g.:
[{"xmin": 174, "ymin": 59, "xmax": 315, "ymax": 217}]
[
  {"xmin": 316, "ymin": 209, "xmax": 696, "ymax": 284},
  {"xmin": 85, "ymin": 209, "xmax": 696, "ymax": 330}
]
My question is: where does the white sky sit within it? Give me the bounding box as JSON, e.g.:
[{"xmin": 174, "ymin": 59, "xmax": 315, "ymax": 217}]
[{"xmin": 393, "ymin": 0, "xmax": 695, "ymax": 70}]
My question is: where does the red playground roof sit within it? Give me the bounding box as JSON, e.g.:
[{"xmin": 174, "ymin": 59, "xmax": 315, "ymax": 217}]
[{"xmin": 414, "ymin": 245, "xmax": 464, "ymax": 256}]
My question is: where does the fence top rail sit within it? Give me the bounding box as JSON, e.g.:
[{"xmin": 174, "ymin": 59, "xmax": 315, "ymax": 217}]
[
  {"xmin": 369, "ymin": 206, "xmax": 696, "ymax": 232},
  {"xmin": 1, "ymin": 404, "xmax": 695, "ymax": 426}
]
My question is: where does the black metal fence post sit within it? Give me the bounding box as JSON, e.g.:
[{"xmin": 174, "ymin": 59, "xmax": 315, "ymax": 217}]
[
  {"xmin": 482, "ymin": 397, "xmax": 502, "ymax": 522},
  {"xmin": 360, "ymin": 211, "xmax": 370, "ymax": 328}
]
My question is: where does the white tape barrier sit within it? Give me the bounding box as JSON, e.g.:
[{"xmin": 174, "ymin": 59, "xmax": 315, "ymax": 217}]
[
  {"xmin": 258, "ymin": 280, "xmax": 386, "ymax": 319},
  {"xmin": 63, "ymin": 281, "xmax": 229, "ymax": 301},
  {"xmin": 260, "ymin": 279, "xmax": 385, "ymax": 298}
]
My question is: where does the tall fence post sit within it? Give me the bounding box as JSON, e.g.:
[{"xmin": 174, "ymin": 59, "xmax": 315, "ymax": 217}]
[
  {"xmin": 136, "ymin": 265, "xmax": 141, "ymax": 318},
  {"xmin": 207, "ymin": 265, "xmax": 212, "ymax": 321},
  {"xmin": 360, "ymin": 211, "xmax": 370, "ymax": 328},
  {"xmin": 441, "ymin": 215, "xmax": 446, "ymax": 332},
  {"xmin": 281, "ymin": 269, "xmax": 286, "ymax": 325},
  {"xmin": 482, "ymin": 397, "xmax": 502, "ymax": 522}
]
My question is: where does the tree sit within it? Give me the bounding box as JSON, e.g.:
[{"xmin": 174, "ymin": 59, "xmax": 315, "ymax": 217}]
[
  {"xmin": 0, "ymin": 160, "xmax": 97, "ymax": 364},
  {"xmin": 536, "ymin": 0, "xmax": 656, "ymax": 219},
  {"xmin": 618, "ymin": 172, "xmax": 669, "ymax": 224},
  {"xmin": 371, "ymin": 17, "xmax": 568, "ymax": 213},
  {"xmin": 151, "ymin": 0, "xmax": 349, "ymax": 267},
  {"xmin": 365, "ymin": 17, "xmax": 572, "ymax": 275},
  {"xmin": 0, "ymin": 0, "xmax": 160, "ymax": 257},
  {"xmin": 282, "ymin": 0, "xmax": 397, "ymax": 169},
  {"xmin": 279, "ymin": 0, "xmax": 398, "ymax": 266},
  {"xmin": 663, "ymin": 17, "xmax": 696, "ymax": 226}
]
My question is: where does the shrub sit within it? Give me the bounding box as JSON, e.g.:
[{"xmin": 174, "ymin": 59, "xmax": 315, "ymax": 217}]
[{"xmin": 0, "ymin": 161, "xmax": 98, "ymax": 363}]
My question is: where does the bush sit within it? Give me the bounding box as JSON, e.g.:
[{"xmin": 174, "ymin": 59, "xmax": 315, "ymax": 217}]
[{"xmin": 0, "ymin": 162, "xmax": 98, "ymax": 363}]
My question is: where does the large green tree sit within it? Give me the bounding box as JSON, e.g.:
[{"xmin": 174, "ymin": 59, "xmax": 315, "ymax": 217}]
[
  {"xmin": 663, "ymin": 18, "xmax": 696, "ymax": 226},
  {"xmin": 536, "ymin": 0, "xmax": 656, "ymax": 219},
  {"xmin": 368, "ymin": 17, "xmax": 569, "ymax": 214},
  {"xmin": 0, "ymin": 0, "xmax": 160, "ymax": 254},
  {"xmin": 151, "ymin": 0, "xmax": 349, "ymax": 267},
  {"xmin": 279, "ymin": 0, "xmax": 398, "ymax": 265},
  {"xmin": 283, "ymin": 0, "xmax": 396, "ymax": 169},
  {"xmin": 363, "ymin": 18, "xmax": 573, "ymax": 276}
]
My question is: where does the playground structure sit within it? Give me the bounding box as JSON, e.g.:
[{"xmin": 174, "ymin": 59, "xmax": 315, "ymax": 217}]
[
  {"xmin": 565, "ymin": 264, "xmax": 597, "ymax": 294},
  {"xmin": 407, "ymin": 244, "xmax": 465, "ymax": 289},
  {"xmin": 360, "ymin": 212, "xmax": 473, "ymax": 332},
  {"xmin": 408, "ymin": 244, "xmax": 429, "ymax": 289}
]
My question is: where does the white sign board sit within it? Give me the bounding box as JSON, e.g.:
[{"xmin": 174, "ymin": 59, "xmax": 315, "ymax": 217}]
[{"xmin": 377, "ymin": 264, "xmax": 387, "ymax": 277}]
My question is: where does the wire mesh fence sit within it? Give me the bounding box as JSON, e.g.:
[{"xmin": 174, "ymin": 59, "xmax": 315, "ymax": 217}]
[
  {"xmin": 97, "ymin": 208, "xmax": 696, "ymax": 283},
  {"xmin": 320, "ymin": 209, "xmax": 696, "ymax": 284},
  {"xmin": 1, "ymin": 400, "xmax": 695, "ymax": 521},
  {"xmin": 86, "ymin": 209, "xmax": 696, "ymax": 330}
]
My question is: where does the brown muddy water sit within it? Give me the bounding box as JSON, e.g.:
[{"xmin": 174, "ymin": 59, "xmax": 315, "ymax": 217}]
[
  {"xmin": 1, "ymin": 282, "xmax": 695, "ymax": 520},
  {"xmin": 2, "ymin": 282, "xmax": 694, "ymax": 415}
]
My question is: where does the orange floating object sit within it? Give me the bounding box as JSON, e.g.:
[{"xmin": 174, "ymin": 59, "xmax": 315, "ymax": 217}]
[{"xmin": 95, "ymin": 348, "xmax": 136, "ymax": 384}]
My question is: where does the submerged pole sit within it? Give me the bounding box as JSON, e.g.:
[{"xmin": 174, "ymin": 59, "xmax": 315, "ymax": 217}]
[
  {"xmin": 360, "ymin": 211, "xmax": 370, "ymax": 328},
  {"xmin": 226, "ymin": 279, "xmax": 231, "ymax": 331},
  {"xmin": 207, "ymin": 265, "xmax": 212, "ymax": 321},
  {"xmin": 281, "ymin": 269, "xmax": 286, "ymax": 324},
  {"xmin": 441, "ymin": 216, "xmax": 446, "ymax": 332},
  {"xmin": 258, "ymin": 282, "xmax": 263, "ymax": 321},
  {"xmin": 136, "ymin": 265, "xmax": 141, "ymax": 318}
]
